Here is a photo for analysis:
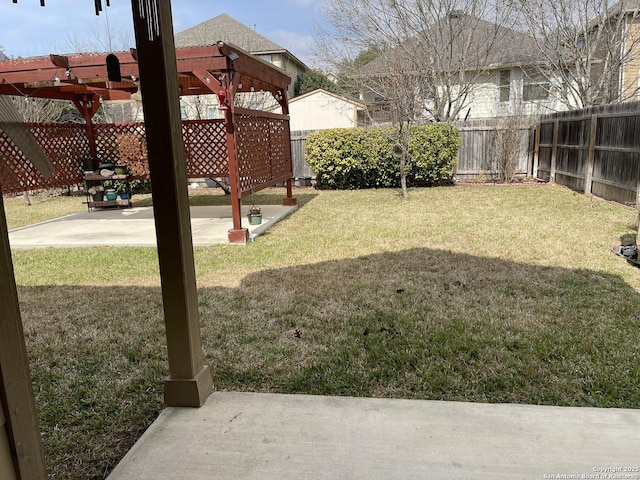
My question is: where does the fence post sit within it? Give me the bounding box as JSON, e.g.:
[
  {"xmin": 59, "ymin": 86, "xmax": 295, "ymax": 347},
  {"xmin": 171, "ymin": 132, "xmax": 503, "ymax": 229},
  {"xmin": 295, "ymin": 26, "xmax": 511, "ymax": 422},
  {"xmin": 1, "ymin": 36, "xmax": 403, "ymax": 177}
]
[
  {"xmin": 550, "ymin": 118, "xmax": 559, "ymax": 183},
  {"xmin": 584, "ymin": 114, "xmax": 597, "ymax": 196},
  {"xmin": 532, "ymin": 122, "xmax": 541, "ymax": 179}
]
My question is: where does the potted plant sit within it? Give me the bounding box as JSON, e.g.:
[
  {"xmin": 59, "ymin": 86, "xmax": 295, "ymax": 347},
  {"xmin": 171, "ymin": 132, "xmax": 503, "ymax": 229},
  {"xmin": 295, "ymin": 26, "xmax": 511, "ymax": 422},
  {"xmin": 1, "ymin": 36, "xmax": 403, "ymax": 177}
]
[
  {"xmin": 105, "ymin": 188, "xmax": 117, "ymax": 201},
  {"xmin": 247, "ymin": 205, "xmax": 262, "ymax": 225},
  {"xmin": 106, "ymin": 179, "xmax": 131, "ymax": 200},
  {"xmin": 88, "ymin": 185, "xmax": 104, "ymax": 202}
]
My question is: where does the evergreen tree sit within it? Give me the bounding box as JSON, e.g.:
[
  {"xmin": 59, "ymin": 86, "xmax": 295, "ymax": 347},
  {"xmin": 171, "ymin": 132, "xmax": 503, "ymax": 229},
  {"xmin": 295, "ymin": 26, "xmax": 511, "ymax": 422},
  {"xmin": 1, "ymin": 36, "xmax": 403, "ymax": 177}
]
[{"xmin": 293, "ymin": 69, "xmax": 337, "ymax": 97}]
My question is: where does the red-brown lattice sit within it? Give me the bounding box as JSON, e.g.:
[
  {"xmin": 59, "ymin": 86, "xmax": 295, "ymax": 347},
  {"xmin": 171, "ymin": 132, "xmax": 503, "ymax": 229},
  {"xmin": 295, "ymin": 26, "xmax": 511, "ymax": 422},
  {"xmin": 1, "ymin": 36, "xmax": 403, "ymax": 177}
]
[
  {"xmin": 1, "ymin": 114, "xmax": 291, "ymax": 196},
  {"xmin": 183, "ymin": 119, "xmax": 228, "ymax": 178},
  {"xmin": 0, "ymin": 123, "xmax": 88, "ymax": 194},
  {"xmin": 235, "ymin": 112, "xmax": 292, "ymax": 196}
]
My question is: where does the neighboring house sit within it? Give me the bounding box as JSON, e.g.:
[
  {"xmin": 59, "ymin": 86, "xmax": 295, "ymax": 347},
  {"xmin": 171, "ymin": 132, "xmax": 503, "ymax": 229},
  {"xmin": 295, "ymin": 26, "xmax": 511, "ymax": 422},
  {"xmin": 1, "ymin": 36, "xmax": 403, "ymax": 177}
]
[
  {"xmin": 596, "ymin": 0, "xmax": 640, "ymax": 102},
  {"xmin": 358, "ymin": 11, "xmax": 571, "ymax": 123},
  {"xmin": 270, "ymin": 88, "xmax": 367, "ymax": 131},
  {"xmin": 174, "ymin": 13, "xmax": 308, "ymax": 119},
  {"xmin": 0, "ymin": 51, "xmax": 7, "ymax": 62}
]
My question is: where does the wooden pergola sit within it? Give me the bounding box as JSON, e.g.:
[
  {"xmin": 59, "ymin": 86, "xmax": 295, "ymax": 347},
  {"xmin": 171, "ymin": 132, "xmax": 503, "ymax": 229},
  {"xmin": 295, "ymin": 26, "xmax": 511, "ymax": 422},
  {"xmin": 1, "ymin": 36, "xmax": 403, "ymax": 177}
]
[
  {"xmin": 0, "ymin": 42, "xmax": 297, "ymax": 242},
  {"xmin": 0, "ymin": 1, "xmax": 295, "ymax": 478}
]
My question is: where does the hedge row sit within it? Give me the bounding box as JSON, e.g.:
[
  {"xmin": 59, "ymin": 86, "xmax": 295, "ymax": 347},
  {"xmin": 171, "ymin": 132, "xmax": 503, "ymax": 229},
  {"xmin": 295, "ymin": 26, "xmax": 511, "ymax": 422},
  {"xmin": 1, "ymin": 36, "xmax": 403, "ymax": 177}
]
[{"xmin": 305, "ymin": 125, "xmax": 461, "ymax": 189}]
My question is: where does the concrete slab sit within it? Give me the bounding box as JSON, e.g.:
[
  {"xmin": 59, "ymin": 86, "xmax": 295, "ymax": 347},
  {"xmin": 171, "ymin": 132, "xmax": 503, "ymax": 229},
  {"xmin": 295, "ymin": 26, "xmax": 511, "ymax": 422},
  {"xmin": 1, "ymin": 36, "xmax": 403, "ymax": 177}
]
[
  {"xmin": 107, "ymin": 392, "xmax": 640, "ymax": 480},
  {"xmin": 8, "ymin": 205, "xmax": 297, "ymax": 248}
]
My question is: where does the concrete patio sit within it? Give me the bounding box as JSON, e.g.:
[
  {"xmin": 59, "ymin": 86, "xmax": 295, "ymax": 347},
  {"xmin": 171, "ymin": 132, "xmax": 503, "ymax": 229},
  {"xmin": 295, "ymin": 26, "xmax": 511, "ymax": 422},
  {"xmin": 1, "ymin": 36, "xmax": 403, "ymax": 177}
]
[
  {"xmin": 8, "ymin": 204, "xmax": 297, "ymax": 248},
  {"xmin": 107, "ymin": 392, "xmax": 640, "ymax": 479}
]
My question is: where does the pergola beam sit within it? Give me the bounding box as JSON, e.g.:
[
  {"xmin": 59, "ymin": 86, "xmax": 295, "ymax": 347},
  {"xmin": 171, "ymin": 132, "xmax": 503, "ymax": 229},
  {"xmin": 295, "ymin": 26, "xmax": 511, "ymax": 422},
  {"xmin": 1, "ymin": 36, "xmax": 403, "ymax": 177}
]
[{"xmin": 0, "ymin": 44, "xmax": 290, "ymax": 99}]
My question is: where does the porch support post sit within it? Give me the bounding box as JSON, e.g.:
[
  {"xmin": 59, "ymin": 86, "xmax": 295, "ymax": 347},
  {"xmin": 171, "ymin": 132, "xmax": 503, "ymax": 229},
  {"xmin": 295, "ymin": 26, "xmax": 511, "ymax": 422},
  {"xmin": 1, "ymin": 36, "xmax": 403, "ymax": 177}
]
[
  {"xmin": 131, "ymin": 0, "xmax": 212, "ymax": 407},
  {"xmin": 0, "ymin": 191, "xmax": 47, "ymax": 479}
]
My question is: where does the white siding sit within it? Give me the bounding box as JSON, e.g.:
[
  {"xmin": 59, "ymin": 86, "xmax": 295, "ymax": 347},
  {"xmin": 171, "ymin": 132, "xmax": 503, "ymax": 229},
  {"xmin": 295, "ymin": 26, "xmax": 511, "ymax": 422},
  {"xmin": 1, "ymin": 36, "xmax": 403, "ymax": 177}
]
[
  {"xmin": 281, "ymin": 91, "xmax": 360, "ymax": 131},
  {"xmin": 358, "ymin": 67, "xmax": 573, "ymax": 122},
  {"xmin": 463, "ymin": 72, "xmax": 498, "ymax": 119}
]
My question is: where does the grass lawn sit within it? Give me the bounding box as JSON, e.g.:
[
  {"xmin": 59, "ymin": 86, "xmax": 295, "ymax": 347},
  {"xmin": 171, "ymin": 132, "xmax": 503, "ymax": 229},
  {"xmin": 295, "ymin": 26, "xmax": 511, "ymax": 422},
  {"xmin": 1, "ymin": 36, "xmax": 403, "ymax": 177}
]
[{"xmin": 4, "ymin": 184, "xmax": 640, "ymax": 479}]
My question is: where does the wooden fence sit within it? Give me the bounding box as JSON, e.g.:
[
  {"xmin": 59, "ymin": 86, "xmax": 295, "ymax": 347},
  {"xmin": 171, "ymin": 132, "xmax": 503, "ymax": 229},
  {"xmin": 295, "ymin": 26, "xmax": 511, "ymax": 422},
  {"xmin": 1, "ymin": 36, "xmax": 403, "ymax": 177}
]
[
  {"xmin": 290, "ymin": 130, "xmax": 316, "ymax": 179},
  {"xmin": 535, "ymin": 101, "xmax": 640, "ymax": 206},
  {"xmin": 291, "ymin": 122, "xmax": 535, "ymax": 182},
  {"xmin": 454, "ymin": 119, "xmax": 533, "ymax": 181}
]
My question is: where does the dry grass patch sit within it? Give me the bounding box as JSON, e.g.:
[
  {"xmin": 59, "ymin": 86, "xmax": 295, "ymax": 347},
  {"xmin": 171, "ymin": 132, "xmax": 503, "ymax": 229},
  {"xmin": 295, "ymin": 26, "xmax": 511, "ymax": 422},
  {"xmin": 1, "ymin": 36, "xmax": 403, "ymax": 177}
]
[
  {"xmin": 7, "ymin": 184, "xmax": 640, "ymax": 479},
  {"xmin": 4, "ymin": 193, "xmax": 86, "ymax": 230}
]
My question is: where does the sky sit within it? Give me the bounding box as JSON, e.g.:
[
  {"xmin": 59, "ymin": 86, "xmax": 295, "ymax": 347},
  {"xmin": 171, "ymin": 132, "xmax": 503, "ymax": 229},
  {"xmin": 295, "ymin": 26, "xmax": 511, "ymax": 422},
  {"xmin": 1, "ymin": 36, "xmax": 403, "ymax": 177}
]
[{"xmin": 0, "ymin": 0, "xmax": 323, "ymax": 66}]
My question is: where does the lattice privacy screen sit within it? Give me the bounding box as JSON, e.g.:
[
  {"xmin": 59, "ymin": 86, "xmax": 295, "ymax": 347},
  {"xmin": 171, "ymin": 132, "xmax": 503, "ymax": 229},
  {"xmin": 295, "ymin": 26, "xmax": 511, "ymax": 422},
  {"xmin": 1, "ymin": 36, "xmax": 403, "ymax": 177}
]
[
  {"xmin": 235, "ymin": 113, "xmax": 292, "ymax": 196},
  {"xmin": 0, "ymin": 114, "xmax": 291, "ymax": 195}
]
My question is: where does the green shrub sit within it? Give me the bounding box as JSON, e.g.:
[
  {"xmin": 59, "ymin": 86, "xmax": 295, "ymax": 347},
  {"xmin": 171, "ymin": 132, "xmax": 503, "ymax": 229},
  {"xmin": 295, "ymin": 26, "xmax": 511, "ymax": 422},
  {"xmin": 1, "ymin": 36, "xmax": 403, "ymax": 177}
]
[
  {"xmin": 407, "ymin": 123, "xmax": 461, "ymax": 186},
  {"xmin": 305, "ymin": 125, "xmax": 460, "ymax": 189}
]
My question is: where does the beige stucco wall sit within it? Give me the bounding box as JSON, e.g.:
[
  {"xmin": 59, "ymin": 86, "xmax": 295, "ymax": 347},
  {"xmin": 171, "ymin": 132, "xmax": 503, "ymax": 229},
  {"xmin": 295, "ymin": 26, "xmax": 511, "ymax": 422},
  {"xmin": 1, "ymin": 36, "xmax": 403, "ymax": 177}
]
[
  {"xmin": 269, "ymin": 53, "xmax": 304, "ymax": 100},
  {"xmin": 622, "ymin": 18, "xmax": 640, "ymax": 100},
  {"xmin": 0, "ymin": 398, "xmax": 17, "ymax": 480}
]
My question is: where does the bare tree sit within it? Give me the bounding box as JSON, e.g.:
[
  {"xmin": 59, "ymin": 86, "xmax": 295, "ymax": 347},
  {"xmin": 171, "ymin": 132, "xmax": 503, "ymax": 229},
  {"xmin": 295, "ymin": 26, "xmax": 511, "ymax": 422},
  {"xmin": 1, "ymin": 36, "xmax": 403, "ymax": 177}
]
[
  {"xmin": 318, "ymin": 0, "xmax": 516, "ymax": 121},
  {"xmin": 509, "ymin": 0, "xmax": 640, "ymax": 108},
  {"xmin": 494, "ymin": 114, "xmax": 534, "ymax": 182},
  {"xmin": 65, "ymin": 20, "xmax": 134, "ymax": 54},
  {"xmin": 10, "ymin": 97, "xmax": 81, "ymax": 123},
  {"xmin": 316, "ymin": 0, "xmax": 515, "ymax": 197}
]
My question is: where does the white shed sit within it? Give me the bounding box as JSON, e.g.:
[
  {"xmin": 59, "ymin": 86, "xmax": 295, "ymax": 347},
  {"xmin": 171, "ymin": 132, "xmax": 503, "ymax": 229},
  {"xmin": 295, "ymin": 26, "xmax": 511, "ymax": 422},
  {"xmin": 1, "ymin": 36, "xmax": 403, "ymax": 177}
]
[{"xmin": 276, "ymin": 89, "xmax": 366, "ymax": 131}]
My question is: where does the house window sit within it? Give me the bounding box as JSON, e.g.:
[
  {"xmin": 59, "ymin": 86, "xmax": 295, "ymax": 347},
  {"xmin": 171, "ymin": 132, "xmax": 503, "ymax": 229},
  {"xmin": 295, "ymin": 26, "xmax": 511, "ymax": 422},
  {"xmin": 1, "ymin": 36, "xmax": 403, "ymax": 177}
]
[
  {"xmin": 523, "ymin": 70, "xmax": 550, "ymax": 101},
  {"xmin": 499, "ymin": 70, "xmax": 511, "ymax": 102}
]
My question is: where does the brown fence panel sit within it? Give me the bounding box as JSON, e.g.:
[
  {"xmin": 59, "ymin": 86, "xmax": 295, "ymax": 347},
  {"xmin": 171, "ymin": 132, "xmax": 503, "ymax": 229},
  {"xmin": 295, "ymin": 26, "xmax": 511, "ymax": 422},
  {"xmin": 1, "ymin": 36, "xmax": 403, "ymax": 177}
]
[
  {"xmin": 554, "ymin": 118, "xmax": 589, "ymax": 192},
  {"xmin": 454, "ymin": 120, "xmax": 532, "ymax": 181},
  {"xmin": 536, "ymin": 121, "xmax": 554, "ymax": 181},
  {"xmin": 591, "ymin": 150, "xmax": 639, "ymax": 205},
  {"xmin": 291, "ymin": 130, "xmax": 317, "ymax": 179},
  {"xmin": 591, "ymin": 114, "xmax": 640, "ymax": 204},
  {"xmin": 455, "ymin": 127, "xmax": 497, "ymax": 179},
  {"xmin": 535, "ymin": 101, "xmax": 640, "ymax": 205}
]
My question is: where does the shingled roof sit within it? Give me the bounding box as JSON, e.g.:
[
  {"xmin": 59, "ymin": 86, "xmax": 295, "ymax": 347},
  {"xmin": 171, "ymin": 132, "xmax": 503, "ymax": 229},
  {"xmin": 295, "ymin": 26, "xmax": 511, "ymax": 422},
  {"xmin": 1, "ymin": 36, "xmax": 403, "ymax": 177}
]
[
  {"xmin": 174, "ymin": 13, "xmax": 285, "ymax": 54},
  {"xmin": 361, "ymin": 13, "xmax": 542, "ymax": 75}
]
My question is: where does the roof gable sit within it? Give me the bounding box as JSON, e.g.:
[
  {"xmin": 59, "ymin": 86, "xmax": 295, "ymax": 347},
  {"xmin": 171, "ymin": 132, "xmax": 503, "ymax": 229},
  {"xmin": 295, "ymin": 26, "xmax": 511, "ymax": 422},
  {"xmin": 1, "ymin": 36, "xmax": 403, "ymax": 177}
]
[
  {"xmin": 291, "ymin": 88, "xmax": 366, "ymax": 108},
  {"xmin": 362, "ymin": 13, "xmax": 542, "ymax": 75},
  {"xmin": 175, "ymin": 13, "xmax": 285, "ymax": 53}
]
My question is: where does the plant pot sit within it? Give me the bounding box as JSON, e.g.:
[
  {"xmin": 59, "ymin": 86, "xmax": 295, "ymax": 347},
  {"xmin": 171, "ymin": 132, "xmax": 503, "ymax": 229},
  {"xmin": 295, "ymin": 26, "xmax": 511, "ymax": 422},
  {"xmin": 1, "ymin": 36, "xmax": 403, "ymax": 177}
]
[
  {"xmin": 119, "ymin": 192, "xmax": 130, "ymax": 200},
  {"xmin": 247, "ymin": 213, "xmax": 262, "ymax": 225},
  {"xmin": 91, "ymin": 191, "xmax": 104, "ymax": 202},
  {"xmin": 114, "ymin": 166, "xmax": 127, "ymax": 175},
  {"xmin": 105, "ymin": 189, "xmax": 117, "ymax": 201}
]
